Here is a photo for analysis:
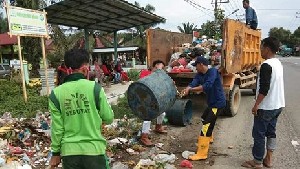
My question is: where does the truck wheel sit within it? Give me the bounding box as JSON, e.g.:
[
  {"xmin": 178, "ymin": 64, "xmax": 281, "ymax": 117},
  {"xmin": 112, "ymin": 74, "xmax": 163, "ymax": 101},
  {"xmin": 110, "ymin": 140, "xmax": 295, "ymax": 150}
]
[{"xmin": 226, "ymin": 85, "xmax": 241, "ymax": 117}]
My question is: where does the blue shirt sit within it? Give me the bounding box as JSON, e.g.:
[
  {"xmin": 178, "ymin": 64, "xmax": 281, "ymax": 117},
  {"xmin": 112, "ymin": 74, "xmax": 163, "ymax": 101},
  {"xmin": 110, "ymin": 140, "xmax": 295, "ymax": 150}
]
[
  {"xmin": 189, "ymin": 68, "xmax": 226, "ymax": 108},
  {"xmin": 245, "ymin": 7, "xmax": 258, "ymax": 25}
]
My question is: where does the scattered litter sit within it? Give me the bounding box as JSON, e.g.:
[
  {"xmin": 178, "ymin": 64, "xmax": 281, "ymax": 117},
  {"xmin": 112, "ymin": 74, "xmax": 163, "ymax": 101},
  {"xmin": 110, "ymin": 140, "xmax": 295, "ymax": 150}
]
[
  {"xmin": 153, "ymin": 154, "xmax": 176, "ymax": 163},
  {"xmin": 165, "ymin": 163, "xmax": 177, "ymax": 169},
  {"xmin": 155, "ymin": 143, "xmax": 164, "ymax": 148},
  {"xmin": 291, "ymin": 140, "xmax": 299, "ymax": 148},
  {"xmin": 0, "ymin": 157, "xmax": 5, "ymax": 167},
  {"xmin": 182, "ymin": 151, "xmax": 195, "ymax": 159},
  {"xmin": 108, "ymin": 137, "xmax": 128, "ymax": 146},
  {"xmin": 126, "ymin": 148, "xmax": 139, "ymax": 155},
  {"xmin": 180, "ymin": 160, "xmax": 193, "ymax": 168},
  {"xmin": 134, "ymin": 159, "xmax": 156, "ymax": 169},
  {"xmin": 112, "ymin": 162, "xmax": 129, "ymax": 169},
  {"xmin": 228, "ymin": 145, "xmax": 234, "ymax": 149}
]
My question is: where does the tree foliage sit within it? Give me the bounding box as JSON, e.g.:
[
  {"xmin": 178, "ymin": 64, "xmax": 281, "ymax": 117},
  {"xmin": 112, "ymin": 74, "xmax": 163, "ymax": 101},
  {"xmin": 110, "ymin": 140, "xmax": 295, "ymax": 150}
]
[
  {"xmin": 268, "ymin": 27, "xmax": 292, "ymax": 46},
  {"xmin": 0, "ymin": 13, "xmax": 8, "ymax": 33},
  {"xmin": 14, "ymin": 0, "xmax": 47, "ymax": 76},
  {"xmin": 198, "ymin": 8, "xmax": 225, "ymax": 39},
  {"xmin": 177, "ymin": 22, "xmax": 197, "ymax": 34},
  {"xmin": 133, "ymin": 1, "xmax": 165, "ymax": 64},
  {"xmin": 268, "ymin": 26, "xmax": 300, "ymax": 48}
]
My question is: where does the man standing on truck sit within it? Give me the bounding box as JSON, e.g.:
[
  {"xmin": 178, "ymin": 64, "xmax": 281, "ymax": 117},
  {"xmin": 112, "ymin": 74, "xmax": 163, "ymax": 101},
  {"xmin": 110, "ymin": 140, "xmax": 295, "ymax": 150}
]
[
  {"xmin": 139, "ymin": 60, "xmax": 168, "ymax": 146},
  {"xmin": 243, "ymin": 0, "xmax": 258, "ymax": 30},
  {"xmin": 181, "ymin": 56, "xmax": 226, "ymax": 160},
  {"xmin": 242, "ymin": 37, "xmax": 285, "ymax": 168},
  {"xmin": 49, "ymin": 49, "xmax": 114, "ymax": 169}
]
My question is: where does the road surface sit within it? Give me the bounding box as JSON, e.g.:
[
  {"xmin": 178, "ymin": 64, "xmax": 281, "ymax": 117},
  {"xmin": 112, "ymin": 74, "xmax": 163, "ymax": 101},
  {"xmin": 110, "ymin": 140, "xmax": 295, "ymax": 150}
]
[
  {"xmin": 203, "ymin": 56, "xmax": 299, "ymax": 168},
  {"xmin": 161, "ymin": 56, "xmax": 300, "ymax": 169}
]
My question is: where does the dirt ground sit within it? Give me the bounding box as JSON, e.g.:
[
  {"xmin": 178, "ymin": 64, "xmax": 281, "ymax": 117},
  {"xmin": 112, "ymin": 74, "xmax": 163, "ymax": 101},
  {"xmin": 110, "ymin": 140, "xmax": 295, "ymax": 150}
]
[
  {"xmin": 113, "ymin": 89, "xmax": 299, "ymax": 169},
  {"xmin": 105, "ymin": 82, "xmax": 299, "ymax": 169}
]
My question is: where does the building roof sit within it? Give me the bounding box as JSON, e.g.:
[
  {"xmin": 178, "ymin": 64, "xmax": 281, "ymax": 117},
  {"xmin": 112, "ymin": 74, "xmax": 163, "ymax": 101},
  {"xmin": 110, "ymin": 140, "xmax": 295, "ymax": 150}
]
[
  {"xmin": 93, "ymin": 47, "xmax": 138, "ymax": 53},
  {"xmin": 0, "ymin": 33, "xmax": 17, "ymax": 46},
  {"xmin": 45, "ymin": 0, "xmax": 165, "ymax": 33}
]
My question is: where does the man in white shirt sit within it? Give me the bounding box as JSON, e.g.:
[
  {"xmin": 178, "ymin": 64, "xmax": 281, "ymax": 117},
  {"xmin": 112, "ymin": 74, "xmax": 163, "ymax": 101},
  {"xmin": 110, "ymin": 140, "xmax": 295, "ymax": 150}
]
[{"xmin": 242, "ymin": 37, "xmax": 285, "ymax": 168}]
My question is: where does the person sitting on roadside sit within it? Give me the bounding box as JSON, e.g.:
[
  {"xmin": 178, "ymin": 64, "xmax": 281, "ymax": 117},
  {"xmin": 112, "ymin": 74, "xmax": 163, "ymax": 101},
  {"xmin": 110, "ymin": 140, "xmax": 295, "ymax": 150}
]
[
  {"xmin": 101, "ymin": 61, "xmax": 113, "ymax": 83},
  {"xmin": 113, "ymin": 62, "xmax": 123, "ymax": 84},
  {"xmin": 94, "ymin": 60, "xmax": 104, "ymax": 85},
  {"xmin": 57, "ymin": 61, "xmax": 69, "ymax": 86}
]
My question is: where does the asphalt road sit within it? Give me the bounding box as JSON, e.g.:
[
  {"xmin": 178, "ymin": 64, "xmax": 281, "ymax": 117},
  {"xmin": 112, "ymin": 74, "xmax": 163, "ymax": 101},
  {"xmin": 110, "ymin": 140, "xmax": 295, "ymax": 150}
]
[
  {"xmin": 279, "ymin": 56, "xmax": 300, "ymax": 136},
  {"xmin": 107, "ymin": 57, "xmax": 300, "ymax": 168}
]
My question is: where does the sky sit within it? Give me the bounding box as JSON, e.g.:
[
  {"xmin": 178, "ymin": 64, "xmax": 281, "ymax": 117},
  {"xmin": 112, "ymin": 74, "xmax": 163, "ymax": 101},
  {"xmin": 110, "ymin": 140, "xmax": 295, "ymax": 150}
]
[
  {"xmin": 1, "ymin": 0, "xmax": 299, "ymax": 38},
  {"xmin": 127, "ymin": 0, "xmax": 300, "ymax": 38}
]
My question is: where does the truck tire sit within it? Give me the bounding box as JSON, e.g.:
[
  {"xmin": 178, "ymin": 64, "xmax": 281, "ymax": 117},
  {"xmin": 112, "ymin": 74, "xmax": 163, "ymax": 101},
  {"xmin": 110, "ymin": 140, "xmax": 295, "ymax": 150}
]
[{"xmin": 225, "ymin": 85, "xmax": 241, "ymax": 117}]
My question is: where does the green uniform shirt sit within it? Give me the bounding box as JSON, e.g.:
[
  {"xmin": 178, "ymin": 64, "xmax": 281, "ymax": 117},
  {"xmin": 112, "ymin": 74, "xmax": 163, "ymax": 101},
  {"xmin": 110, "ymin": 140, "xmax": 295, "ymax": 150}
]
[{"xmin": 49, "ymin": 73, "xmax": 114, "ymax": 156}]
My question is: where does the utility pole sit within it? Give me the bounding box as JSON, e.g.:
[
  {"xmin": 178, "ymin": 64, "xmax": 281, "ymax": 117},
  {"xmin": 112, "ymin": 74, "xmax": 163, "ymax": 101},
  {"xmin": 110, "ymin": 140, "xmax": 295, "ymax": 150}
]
[{"xmin": 212, "ymin": 0, "xmax": 229, "ymax": 21}]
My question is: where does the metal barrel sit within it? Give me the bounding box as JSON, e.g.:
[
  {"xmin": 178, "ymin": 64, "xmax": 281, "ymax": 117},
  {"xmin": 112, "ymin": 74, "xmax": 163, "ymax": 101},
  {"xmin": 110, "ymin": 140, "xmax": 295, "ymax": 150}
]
[
  {"xmin": 127, "ymin": 69, "xmax": 177, "ymax": 120},
  {"xmin": 166, "ymin": 99, "xmax": 193, "ymax": 126}
]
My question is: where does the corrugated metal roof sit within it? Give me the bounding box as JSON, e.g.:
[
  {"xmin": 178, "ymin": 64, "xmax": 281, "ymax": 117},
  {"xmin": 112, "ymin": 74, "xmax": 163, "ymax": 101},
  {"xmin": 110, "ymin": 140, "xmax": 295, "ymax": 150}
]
[
  {"xmin": 0, "ymin": 33, "xmax": 17, "ymax": 46},
  {"xmin": 45, "ymin": 0, "xmax": 165, "ymax": 32},
  {"xmin": 93, "ymin": 47, "xmax": 138, "ymax": 53}
]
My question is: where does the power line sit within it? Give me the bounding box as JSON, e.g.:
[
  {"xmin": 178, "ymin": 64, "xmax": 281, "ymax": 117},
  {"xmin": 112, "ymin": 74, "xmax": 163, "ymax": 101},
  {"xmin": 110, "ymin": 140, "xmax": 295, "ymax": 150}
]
[
  {"xmin": 230, "ymin": 0, "xmax": 243, "ymax": 19},
  {"xmin": 183, "ymin": 0, "xmax": 215, "ymax": 18},
  {"xmin": 287, "ymin": 13, "xmax": 300, "ymax": 30},
  {"xmin": 257, "ymin": 9, "xmax": 300, "ymax": 11},
  {"xmin": 228, "ymin": 0, "xmax": 240, "ymax": 20},
  {"xmin": 184, "ymin": 0, "xmax": 214, "ymax": 11},
  {"xmin": 232, "ymin": 0, "xmax": 244, "ymax": 16}
]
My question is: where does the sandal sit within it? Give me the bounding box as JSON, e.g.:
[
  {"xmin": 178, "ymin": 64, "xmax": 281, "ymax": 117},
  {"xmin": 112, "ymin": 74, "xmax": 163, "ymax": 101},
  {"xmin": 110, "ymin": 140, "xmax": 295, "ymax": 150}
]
[
  {"xmin": 263, "ymin": 159, "xmax": 272, "ymax": 168},
  {"xmin": 241, "ymin": 160, "xmax": 263, "ymax": 169}
]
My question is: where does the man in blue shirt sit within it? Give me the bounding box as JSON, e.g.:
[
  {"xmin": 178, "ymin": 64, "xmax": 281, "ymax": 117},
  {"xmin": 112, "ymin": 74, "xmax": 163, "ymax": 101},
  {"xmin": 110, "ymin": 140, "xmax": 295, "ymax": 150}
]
[
  {"xmin": 181, "ymin": 56, "xmax": 226, "ymax": 160},
  {"xmin": 243, "ymin": 0, "xmax": 258, "ymax": 30}
]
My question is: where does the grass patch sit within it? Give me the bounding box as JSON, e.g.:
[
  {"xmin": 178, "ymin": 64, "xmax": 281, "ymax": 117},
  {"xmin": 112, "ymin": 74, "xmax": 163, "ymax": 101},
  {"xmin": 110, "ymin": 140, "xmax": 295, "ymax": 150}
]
[
  {"xmin": 0, "ymin": 80, "xmax": 48, "ymax": 118},
  {"xmin": 111, "ymin": 94, "xmax": 135, "ymax": 119},
  {"xmin": 127, "ymin": 69, "xmax": 140, "ymax": 82}
]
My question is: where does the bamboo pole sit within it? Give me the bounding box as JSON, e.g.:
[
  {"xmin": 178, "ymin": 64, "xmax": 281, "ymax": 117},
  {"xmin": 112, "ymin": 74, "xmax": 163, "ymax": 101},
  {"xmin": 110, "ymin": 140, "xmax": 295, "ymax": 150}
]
[
  {"xmin": 41, "ymin": 37, "xmax": 50, "ymax": 96},
  {"xmin": 17, "ymin": 36, "xmax": 28, "ymax": 102}
]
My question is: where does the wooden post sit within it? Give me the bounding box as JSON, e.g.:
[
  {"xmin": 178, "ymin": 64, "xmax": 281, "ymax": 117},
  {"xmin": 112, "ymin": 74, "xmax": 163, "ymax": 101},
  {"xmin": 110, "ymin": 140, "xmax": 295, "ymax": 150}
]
[
  {"xmin": 41, "ymin": 37, "xmax": 50, "ymax": 95},
  {"xmin": 17, "ymin": 36, "xmax": 28, "ymax": 102}
]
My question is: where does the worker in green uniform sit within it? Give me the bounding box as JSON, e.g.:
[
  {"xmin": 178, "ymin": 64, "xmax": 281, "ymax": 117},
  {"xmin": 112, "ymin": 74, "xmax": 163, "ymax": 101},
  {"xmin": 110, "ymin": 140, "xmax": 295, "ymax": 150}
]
[{"xmin": 49, "ymin": 49, "xmax": 114, "ymax": 169}]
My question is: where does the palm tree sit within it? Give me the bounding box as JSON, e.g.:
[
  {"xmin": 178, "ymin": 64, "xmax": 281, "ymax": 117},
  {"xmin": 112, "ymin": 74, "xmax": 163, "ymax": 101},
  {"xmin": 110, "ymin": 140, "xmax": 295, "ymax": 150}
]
[
  {"xmin": 177, "ymin": 22, "xmax": 197, "ymax": 34},
  {"xmin": 133, "ymin": 1, "xmax": 165, "ymax": 64}
]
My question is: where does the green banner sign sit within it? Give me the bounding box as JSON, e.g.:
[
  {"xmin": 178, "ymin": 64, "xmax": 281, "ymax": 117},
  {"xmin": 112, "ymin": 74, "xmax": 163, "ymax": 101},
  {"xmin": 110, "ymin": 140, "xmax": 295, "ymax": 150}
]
[{"xmin": 8, "ymin": 6, "xmax": 48, "ymax": 37}]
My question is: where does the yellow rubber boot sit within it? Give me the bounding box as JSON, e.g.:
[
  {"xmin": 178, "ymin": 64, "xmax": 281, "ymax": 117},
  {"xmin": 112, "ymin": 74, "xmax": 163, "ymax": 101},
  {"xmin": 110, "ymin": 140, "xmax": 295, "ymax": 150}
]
[{"xmin": 189, "ymin": 136, "xmax": 210, "ymax": 160}]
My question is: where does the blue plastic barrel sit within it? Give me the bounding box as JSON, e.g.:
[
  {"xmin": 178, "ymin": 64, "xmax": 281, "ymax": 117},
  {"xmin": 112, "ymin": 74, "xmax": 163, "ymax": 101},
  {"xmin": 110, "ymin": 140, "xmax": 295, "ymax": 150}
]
[
  {"xmin": 127, "ymin": 69, "xmax": 177, "ymax": 120},
  {"xmin": 166, "ymin": 99, "xmax": 193, "ymax": 126}
]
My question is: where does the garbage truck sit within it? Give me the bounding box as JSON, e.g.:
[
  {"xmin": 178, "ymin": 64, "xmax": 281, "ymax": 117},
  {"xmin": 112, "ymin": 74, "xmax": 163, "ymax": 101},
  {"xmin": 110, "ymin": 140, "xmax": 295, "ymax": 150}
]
[{"xmin": 146, "ymin": 19, "xmax": 262, "ymax": 117}]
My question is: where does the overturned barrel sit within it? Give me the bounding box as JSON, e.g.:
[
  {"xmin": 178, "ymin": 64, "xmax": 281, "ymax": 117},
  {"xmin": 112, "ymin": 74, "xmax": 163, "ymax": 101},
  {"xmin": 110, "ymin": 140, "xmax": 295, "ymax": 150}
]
[
  {"xmin": 166, "ymin": 99, "xmax": 193, "ymax": 126},
  {"xmin": 127, "ymin": 70, "xmax": 177, "ymax": 120}
]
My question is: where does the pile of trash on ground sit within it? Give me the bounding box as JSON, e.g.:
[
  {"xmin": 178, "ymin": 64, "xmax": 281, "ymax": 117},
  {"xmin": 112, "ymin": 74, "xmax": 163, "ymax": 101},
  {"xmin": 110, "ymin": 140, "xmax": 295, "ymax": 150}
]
[{"xmin": 0, "ymin": 112, "xmax": 191, "ymax": 169}]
